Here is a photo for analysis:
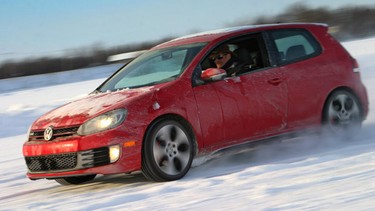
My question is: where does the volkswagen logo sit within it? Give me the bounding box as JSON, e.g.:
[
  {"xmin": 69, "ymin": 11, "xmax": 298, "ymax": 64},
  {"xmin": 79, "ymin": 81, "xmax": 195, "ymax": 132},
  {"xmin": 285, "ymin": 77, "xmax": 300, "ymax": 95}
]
[{"xmin": 44, "ymin": 126, "xmax": 54, "ymax": 141}]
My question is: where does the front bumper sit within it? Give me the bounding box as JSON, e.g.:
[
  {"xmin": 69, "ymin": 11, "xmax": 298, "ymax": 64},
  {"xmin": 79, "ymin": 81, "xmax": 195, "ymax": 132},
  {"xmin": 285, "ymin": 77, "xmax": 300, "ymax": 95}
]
[
  {"xmin": 23, "ymin": 136, "xmax": 143, "ymax": 179},
  {"xmin": 25, "ymin": 147, "xmax": 111, "ymax": 174}
]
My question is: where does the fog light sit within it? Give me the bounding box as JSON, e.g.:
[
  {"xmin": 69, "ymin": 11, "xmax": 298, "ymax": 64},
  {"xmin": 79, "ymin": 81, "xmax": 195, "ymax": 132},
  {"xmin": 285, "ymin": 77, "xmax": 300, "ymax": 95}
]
[{"xmin": 109, "ymin": 145, "xmax": 121, "ymax": 163}]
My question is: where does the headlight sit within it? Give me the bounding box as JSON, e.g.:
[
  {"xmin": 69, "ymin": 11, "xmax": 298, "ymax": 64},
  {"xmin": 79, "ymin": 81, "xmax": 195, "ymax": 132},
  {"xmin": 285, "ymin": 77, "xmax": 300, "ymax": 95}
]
[{"xmin": 77, "ymin": 109, "xmax": 127, "ymax": 135}]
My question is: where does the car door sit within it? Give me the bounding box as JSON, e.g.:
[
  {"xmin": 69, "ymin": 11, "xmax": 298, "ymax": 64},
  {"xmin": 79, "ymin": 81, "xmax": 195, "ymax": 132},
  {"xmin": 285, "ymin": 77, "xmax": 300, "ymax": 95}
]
[
  {"xmin": 193, "ymin": 68, "xmax": 287, "ymax": 148},
  {"xmin": 193, "ymin": 34, "xmax": 288, "ymax": 148},
  {"xmin": 236, "ymin": 67, "xmax": 288, "ymax": 138}
]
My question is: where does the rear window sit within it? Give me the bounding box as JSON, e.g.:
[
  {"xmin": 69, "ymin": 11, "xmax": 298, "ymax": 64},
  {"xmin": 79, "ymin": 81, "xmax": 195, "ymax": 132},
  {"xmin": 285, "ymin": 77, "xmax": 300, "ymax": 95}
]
[{"xmin": 269, "ymin": 29, "xmax": 321, "ymax": 65}]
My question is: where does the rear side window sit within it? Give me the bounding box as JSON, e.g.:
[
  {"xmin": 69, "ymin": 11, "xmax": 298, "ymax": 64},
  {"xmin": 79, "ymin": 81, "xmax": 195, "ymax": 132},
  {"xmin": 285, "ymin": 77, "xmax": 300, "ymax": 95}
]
[{"xmin": 269, "ymin": 29, "xmax": 321, "ymax": 65}]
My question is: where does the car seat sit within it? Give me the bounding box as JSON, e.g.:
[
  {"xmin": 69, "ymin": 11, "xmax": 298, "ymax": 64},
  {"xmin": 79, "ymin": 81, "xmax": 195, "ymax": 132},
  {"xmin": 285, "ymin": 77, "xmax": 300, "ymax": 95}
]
[{"xmin": 286, "ymin": 45, "xmax": 306, "ymax": 61}]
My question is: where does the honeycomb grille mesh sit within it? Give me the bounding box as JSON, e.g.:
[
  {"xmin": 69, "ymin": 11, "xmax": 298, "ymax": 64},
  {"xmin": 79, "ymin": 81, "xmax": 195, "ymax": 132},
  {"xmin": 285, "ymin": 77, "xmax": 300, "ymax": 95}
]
[{"xmin": 25, "ymin": 153, "xmax": 77, "ymax": 172}]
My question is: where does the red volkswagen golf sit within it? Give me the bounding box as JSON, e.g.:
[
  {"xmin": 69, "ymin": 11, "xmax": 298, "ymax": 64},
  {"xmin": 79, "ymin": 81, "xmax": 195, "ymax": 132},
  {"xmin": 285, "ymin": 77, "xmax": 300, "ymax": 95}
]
[{"xmin": 23, "ymin": 23, "xmax": 368, "ymax": 185}]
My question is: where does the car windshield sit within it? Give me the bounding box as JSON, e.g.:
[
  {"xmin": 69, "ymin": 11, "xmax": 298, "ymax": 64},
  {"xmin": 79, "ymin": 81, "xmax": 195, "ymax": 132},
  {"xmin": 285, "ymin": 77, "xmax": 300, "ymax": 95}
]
[{"xmin": 98, "ymin": 42, "xmax": 206, "ymax": 91}]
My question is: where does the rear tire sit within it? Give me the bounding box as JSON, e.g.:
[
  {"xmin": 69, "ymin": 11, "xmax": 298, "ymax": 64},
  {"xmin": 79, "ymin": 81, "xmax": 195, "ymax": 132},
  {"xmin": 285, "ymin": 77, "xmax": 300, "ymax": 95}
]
[
  {"xmin": 142, "ymin": 119, "xmax": 194, "ymax": 182},
  {"xmin": 322, "ymin": 90, "xmax": 363, "ymax": 139},
  {"xmin": 55, "ymin": 174, "xmax": 96, "ymax": 185}
]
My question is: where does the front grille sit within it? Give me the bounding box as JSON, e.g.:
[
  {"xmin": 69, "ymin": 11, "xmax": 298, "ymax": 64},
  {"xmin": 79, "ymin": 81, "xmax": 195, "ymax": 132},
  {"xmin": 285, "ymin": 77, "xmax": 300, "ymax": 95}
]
[
  {"xmin": 29, "ymin": 126, "xmax": 79, "ymax": 141},
  {"xmin": 26, "ymin": 153, "xmax": 77, "ymax": 172},
  {"xmin": 25, "ymin": 147, "xmax": 110, "ymax": 173}
]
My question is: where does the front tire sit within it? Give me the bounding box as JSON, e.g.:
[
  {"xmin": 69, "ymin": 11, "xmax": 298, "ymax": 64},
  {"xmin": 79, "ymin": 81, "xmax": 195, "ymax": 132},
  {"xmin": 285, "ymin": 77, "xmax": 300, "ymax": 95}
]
[
  {"xmin": 322, "ymin": 90, "xmax": 363, "ymax": 138},
  {"xmin": 142, "ymin": 119, "xmax": 194, "ymax": 182}
]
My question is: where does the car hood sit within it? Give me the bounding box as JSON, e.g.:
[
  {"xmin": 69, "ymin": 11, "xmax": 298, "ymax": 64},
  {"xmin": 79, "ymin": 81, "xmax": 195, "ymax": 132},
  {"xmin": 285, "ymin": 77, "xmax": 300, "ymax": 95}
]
[{"xmin": 32, "ymin": 87, "xmax": 156, "ymax": 129}]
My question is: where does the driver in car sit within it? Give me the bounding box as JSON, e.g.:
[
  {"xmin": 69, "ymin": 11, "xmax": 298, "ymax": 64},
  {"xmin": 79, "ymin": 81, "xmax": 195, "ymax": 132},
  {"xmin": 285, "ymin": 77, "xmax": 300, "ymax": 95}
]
[{"xmin": 209, "ymin": 45, "xmax": 247, "ymax": 77}]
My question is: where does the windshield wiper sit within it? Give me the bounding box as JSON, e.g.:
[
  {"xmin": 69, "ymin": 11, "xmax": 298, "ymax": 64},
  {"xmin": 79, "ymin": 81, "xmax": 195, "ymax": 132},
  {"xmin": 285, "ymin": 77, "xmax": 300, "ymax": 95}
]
[{"xmin": 90, "ymin": 89, "xmax": 102, "ymax": 94}]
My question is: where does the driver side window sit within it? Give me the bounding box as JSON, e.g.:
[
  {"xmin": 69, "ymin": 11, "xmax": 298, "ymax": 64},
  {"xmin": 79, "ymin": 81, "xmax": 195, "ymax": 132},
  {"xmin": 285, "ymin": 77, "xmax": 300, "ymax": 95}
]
[{"xmin": 200, "ymin": 33, "xmax": 269, "ymax": 78}]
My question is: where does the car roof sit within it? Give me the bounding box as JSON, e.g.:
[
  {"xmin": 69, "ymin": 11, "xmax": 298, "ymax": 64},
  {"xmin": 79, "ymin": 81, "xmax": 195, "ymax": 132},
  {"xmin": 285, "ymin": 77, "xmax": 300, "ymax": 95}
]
[{"xmin": 153, "ymin": 23, "xmax": 328, "ymax": 49}]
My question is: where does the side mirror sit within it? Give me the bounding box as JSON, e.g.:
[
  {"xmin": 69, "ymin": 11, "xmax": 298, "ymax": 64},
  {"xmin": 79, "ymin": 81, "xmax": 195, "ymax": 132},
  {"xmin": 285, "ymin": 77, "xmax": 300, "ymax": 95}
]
[{"xmin": 201, "ymin": 68, "xmax": 226, "ymax": 81}]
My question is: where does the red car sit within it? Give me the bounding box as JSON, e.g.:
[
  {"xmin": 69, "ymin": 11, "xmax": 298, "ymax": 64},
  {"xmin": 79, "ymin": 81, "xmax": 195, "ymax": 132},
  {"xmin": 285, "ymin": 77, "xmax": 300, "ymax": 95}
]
[{"xmin": 23, "ymin": 23, "xmax": 368, "ymax": 185}]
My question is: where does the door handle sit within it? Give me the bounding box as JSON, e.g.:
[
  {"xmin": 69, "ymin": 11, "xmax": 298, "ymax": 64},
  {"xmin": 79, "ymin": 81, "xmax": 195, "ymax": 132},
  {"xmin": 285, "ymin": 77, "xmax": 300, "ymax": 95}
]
[{"xmin": 268, "ymin": 78, "xmax": 282, "ymax": 86}]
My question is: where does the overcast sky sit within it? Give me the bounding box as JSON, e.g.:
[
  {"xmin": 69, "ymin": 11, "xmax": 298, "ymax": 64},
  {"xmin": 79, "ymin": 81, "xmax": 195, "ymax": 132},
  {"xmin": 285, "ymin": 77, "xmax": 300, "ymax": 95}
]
[{"xmin": 1, "ymin": 0, "xmax": 374, "ymax": 63}]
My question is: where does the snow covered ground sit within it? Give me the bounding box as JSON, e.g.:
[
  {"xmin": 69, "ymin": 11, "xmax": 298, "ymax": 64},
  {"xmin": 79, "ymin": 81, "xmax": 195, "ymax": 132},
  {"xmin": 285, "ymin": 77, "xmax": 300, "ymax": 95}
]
[{"xmin": 1, "ymin": 38, "xmax": 374, "ymax": 210}]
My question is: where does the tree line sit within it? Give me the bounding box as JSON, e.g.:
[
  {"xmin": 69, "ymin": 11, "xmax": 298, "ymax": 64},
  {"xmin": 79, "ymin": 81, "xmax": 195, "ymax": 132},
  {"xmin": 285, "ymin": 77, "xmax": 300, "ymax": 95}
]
[
  {"xmin": 248, "ymin": 3, "xmax": 375, "ymax": 41},
  {"xmin": 1, "ymin": 3, "xmax": 374, "ymax": 79}
]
